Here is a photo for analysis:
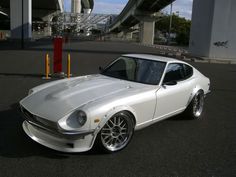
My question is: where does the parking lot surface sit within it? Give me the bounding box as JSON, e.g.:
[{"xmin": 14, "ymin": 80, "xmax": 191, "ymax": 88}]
[{"xmin": 0, "ymin": 41, "xmax": 235, "ymax": 177}]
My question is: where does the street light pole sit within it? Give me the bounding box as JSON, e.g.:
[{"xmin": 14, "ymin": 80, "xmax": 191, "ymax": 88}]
[{"xmin": 168, "ymin": 2, "xmax": 173, "ymax": 45}]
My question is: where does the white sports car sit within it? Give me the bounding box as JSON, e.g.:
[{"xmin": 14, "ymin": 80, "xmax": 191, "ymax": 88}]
[{"xmin": 20, "ymin": 54, "xmax": 210, "ymax": 153}]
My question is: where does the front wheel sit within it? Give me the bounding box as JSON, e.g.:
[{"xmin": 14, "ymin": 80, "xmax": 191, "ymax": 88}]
[
  {"xmin": 184, "ymin": 90, "xmax": 205, "ymax": 119},
  {"xmin": 96, "ymin": 111, "xmax": 134, "ymax": 153}
]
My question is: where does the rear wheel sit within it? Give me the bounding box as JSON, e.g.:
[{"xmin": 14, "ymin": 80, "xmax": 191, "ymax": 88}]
[
  {"xmin": 96, "ymin": 111, "xmax": 134, "ymax": 153},
  {"xmin": 185, "ymin": 90, "xmax": 204, "ymax": 119}
]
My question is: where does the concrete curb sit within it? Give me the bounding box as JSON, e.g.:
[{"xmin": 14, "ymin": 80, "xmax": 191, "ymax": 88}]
[{"xmin": 137, "ymin": 43, "xmax": 236, "ymax": 65}]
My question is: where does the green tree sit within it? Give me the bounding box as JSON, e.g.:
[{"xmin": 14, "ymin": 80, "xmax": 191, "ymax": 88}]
[{"xmin": 156, "ymin": 14, "xmax": 191, "ymax": 45}]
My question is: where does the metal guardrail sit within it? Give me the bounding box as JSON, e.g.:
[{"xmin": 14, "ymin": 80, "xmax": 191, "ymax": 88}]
[
  {"xmin": 31, "ymin": 12, "xmax": 112, "ymax": 37},
  {"xmin": 50, "ymin": 12, "xmax": 112, "ymax": 33}
]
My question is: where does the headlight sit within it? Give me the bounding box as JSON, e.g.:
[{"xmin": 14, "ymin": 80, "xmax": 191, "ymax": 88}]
[
  {"xmin": 64, "ymin": 110, "xmax": 88, "ymax": 129},
  {"xmin": 76, "ymin": 111, "xmax": 87, "ymax": 126}
]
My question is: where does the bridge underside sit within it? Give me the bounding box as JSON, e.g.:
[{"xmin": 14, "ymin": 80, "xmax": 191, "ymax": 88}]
[
  {"xmin": 137, "ymin": 0, "xmax": 175, "ymax": 12},
  {"xmin": 109, "ymin": 0, "xmax": 174, "ymax": 45},
  {"xmin": 0, "ymin": 0, "xmax": 63, "ymax": 39},
  {"xmin": 0, "ymin": 0, "xmax": 63, "ymax": 18}
]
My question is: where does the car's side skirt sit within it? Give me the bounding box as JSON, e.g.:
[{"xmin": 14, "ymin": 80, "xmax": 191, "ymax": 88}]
[{"xmin": 135, "ymin": 107, "xmax": 186, "ymax": 131}]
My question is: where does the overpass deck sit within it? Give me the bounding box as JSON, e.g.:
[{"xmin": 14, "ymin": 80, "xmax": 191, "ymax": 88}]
[{"xmin": 109, "ymin": 0, "xmax": 174, "ymax": 32}]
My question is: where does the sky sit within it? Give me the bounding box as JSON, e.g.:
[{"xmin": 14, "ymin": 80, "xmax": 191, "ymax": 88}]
[{"xmin": 64, "ymin": 0, "xmax": 193, "ymax": 19}]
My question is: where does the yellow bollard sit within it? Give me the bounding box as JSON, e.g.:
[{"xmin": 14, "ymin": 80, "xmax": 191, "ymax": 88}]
[
  {"xmin": 47, "ymin": 55, "xmax": 50, "ymax": 76},
  {"xmin": 43, "ymin": 53, "xmax": 51, "ymax": 79},
  {"xmin": 67, "ymin": 53, "xmax": 71, "ymax": 78}
]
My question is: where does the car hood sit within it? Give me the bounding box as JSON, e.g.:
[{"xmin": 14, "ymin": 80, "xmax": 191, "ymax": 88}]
[{"xmin": 20, "ymin": 75, "xmax": 149, "ymax": 122}]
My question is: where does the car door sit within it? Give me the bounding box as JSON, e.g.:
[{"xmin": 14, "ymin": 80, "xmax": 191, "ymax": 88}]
[{"xmin": 154, "ymin": 63, "xmax": 195, "ymax": 120}]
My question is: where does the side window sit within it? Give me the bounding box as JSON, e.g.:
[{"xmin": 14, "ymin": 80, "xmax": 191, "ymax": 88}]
[
  {"xmin": 183, "ymin": 64, "xmax": 193, "ymax": 79},
  {"xmin": 163, "ymin": 63, "xmax": 185, "ymax": 83}
]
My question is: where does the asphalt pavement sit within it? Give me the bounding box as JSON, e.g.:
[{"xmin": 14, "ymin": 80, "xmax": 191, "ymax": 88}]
[{"xmin": 0, "ymin": 40, "xmax": 235, "ymax": 177}]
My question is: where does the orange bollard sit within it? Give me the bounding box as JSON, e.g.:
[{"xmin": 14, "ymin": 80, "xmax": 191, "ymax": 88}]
[
  {"xmin": 43, "ymin": 54, "xmax": 51, "ymax": 79},
  {"xmin": 67, "ymin": 53, "xmax": 71, "ymax": 78},
  {"xmin": 48, "ymin": 55, "xmax": 51, "ymax": 76}
]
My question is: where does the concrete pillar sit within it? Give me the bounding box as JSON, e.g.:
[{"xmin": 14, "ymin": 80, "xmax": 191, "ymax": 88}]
[
  {"xmin": 43, "ymin": 16, "xmax": 53, "ymax": 36},
  {"xmin": 71, "ymin": 0, "xmax": 82, "ymax": 13},
  {"xmin": 119, "ymin": 30, "xmax": 133, "ymax": 40},
  {"xmin": 83, "ymin": 9, "xmax": 92, "ymax": 14},
  {"xmin": 117, "ymin": 31, "xmax": 124, "ymax": 38},
  {"xmin": 125, "ymin": 32, "xmax": 133, "ymax": 40},
  {"xmin": 139, "ymin": 21, "xmax": 155, "ymax": 45},
  {"xmin": 190, "ymin": 0, "xmax": 236, "ymax": 60},
  {"xmin": 10, "ymin": 0, "xmax": 32, "ymax": 39}
]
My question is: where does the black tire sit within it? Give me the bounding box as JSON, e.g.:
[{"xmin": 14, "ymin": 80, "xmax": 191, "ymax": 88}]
[
  {"xmin": 184, "ymin": 90, "xmax": 205, "ymax": 119},
  {"xmin": 95, "ymin": 111, "xmax": 134, "ymax": 153}
]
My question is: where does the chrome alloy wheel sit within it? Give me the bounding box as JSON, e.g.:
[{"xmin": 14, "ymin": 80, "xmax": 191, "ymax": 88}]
[
  {"xmin": 193, "ymin": 92, "xmax": 204, "ymax": 117},
  {"xmin": 100, "ymin": 113, "xmax": 134, "ymax": 152}
]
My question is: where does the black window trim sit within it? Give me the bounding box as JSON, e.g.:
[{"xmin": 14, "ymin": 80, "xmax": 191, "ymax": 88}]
[
  {"xmin": 161, "ymin": 62, "xmax": 194, "ymax": 85},
  {"xmin": 183, "ymin": 63, "xmax": 194, "ymax": 80}
]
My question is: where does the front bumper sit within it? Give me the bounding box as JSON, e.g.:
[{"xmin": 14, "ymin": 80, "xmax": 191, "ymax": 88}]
[{"xmin": 23, "ymin": 121, "xmax": 96, "ymax": 153}]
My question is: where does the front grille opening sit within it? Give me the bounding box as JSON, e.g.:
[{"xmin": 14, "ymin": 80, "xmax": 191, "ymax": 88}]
[
  {"xmin": 21, "ymin": 106, "xmax": 34, "ymax": 121},
  {"xmin": 21, "ymin": 106, "xmax": 57, "ymax": 130},
  {"xmin": 66, "ymin": 143, "xmax": 74, "ymax": 148}
]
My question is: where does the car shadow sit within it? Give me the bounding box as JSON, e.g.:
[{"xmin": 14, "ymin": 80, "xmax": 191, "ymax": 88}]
[
  {"xmin": 0, "ymin": 104, "xmax": 71, "ymax": 159},
  {"xmin": 167, "ymin": 114, "xmax": 192, "ymax": 121},
  {"xmin": 167, "ymin": 109, "xmax": 209, "ymax": 121},
  {"xmin": 0, "ymin": 103, "xmax": 106, "ymax": 158}
]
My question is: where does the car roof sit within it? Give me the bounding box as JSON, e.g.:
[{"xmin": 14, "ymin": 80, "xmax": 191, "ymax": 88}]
[{"xmin": 123, "ymin": 54, "xmax": 185, "ymax": 64}]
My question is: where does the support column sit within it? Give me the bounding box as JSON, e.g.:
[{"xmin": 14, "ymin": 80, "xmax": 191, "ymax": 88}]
[
  {"xmin": 43, "ymin": 15, "xmax": 53, "ymax": 36},
  {"xmin": 125, "ymin": 32, "xmax": 133, "ymax": 40},
  {"xmin": 139, "ymin": 21, "xmax": 155, "ymax": 45},
  {"xmin": 134, "ymin": 12, "xmax": 161, "ymax": 45},
  {"xmin": 83, "ymin": 9, "xmax": 92, "ymax": 14},
  {"xmin": 189, "ymin": 0, "xmax": 236, "ymax": 60},
  {"xmin": 44, "ymin": 25, "xmax": 52, "ymax": 37},
  {"xmin": 10, "ymin": 0, "xmax": 32, "ymax": 40},
  {"xmin": 71, "ymin": 0, "xmax": 82, "ymax": 13},
  {"xmin": 117, "ymin": 31, "xmax": 124, "ymax": 38}
]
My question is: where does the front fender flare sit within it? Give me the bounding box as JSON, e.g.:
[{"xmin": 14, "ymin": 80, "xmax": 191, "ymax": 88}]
[{"xmin": 93, "ymin": 105, "xmax": 137, "ymax": 135}]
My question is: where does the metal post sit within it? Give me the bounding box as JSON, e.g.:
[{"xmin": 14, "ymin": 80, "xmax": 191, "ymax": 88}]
[
  {"xmin": 42, "ymin": 54, "xmax": 51, "ymax": 79},
  {"xmin": 67, "ymin": 53, "xmax": 71, "ymax": 78},
  {"xmin": 168, "ymin": 2, "xmax": 173, "ymax": 45},
  {"xmin": 21, "ymin": 0, "xmax": 24, "ymax": 49}
]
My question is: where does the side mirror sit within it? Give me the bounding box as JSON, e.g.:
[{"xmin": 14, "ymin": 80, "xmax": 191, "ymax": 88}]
[{"xmin": 163, "ymin": 80, "xmax": 177, "ymax": 86}]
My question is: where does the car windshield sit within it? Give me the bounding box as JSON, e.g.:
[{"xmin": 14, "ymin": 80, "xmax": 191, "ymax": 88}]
[{"xmin": 101, "ymin": 57, "xmax": 166, "ymax": 85}]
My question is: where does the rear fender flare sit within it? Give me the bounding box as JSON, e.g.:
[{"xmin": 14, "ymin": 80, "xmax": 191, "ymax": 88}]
[{"xmin": 187, "ymin": 85, "xmax": 204, "ymax": 106}]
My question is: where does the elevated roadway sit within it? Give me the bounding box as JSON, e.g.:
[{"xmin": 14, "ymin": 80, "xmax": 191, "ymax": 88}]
[
  {"xmin": 109, "ymin": 0, "xmax": 174, "ymax": 45},
  {"xmin": 110, "ymin": 0, "xmax": 174, "ymax": 32}
]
